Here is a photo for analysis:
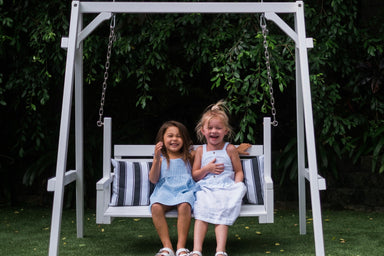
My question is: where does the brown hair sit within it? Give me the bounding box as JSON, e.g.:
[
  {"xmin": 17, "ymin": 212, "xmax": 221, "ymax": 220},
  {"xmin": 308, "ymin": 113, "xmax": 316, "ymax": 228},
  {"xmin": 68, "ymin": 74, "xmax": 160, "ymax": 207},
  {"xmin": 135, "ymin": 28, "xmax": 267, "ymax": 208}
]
[
  {"xmin": 195, "ymin": 100, "xmax": 234, "ymax": 143},
  {"xmin": 155, "ymin": 120, "xmax": 193, "ymax": 166}
]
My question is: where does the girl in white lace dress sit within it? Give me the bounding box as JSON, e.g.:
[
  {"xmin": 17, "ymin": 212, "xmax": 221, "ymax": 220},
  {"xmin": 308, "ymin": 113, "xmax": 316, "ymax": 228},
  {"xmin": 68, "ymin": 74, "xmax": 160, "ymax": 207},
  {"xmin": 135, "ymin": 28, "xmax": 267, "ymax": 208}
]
[{"xmin": 190, "ymin": 100, "xmax": 247, "ymax": 256}]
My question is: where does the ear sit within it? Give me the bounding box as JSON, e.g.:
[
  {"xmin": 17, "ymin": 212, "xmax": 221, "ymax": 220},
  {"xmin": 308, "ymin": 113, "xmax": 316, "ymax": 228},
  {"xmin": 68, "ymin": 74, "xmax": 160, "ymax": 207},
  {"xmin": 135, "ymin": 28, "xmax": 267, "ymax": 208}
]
[{"xmin": 200, "ymin": 127, "xmax": 206, "ymax": 136}]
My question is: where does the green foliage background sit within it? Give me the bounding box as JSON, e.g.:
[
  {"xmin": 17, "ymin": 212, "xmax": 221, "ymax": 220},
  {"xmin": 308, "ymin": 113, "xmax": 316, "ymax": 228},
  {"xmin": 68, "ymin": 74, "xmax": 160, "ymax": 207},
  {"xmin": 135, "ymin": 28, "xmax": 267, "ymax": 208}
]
[{"xmin": 0, "ymin": 0, "xmax": 383, "ymax": 207}]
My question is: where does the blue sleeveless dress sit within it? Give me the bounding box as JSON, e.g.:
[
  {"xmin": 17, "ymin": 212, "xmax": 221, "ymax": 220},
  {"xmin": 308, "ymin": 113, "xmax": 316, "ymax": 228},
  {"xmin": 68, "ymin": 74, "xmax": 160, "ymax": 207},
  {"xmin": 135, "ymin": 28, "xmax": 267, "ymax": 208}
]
[
  {"xmin": 194, "ymin": 143, "xmax": 247, "ymax": 225},
  {"xmin": 149, "ymin": 157, "xmax": 196, "ymax": 210}
]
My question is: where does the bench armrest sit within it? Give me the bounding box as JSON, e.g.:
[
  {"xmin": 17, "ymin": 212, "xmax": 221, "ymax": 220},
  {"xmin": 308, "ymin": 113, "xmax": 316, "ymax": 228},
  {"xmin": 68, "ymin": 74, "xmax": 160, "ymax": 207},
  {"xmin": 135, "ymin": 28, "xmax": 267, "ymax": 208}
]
[
  {"xmin": 96, "ymin": 173, "xmax": 114, "ymax": 190},
  {"xmin": 263, "ymin": 176, "xmax": 273, "ymax": 190}
]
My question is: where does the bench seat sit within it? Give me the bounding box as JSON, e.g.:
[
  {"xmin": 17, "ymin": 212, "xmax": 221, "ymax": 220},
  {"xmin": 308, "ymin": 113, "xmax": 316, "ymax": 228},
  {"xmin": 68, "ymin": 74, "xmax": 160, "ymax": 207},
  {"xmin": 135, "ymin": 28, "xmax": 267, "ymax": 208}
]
[{"xmin": 103, "ymin": 204, "xmax": 269, "ymax": 218}]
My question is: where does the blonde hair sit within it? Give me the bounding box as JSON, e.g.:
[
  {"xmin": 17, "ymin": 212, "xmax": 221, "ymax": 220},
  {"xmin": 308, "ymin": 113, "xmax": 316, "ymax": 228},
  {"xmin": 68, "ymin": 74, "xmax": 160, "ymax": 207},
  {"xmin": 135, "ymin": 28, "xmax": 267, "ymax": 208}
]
[{"xmin": 195, "ymin": 100, "xmax": 234, "ymax": 143}]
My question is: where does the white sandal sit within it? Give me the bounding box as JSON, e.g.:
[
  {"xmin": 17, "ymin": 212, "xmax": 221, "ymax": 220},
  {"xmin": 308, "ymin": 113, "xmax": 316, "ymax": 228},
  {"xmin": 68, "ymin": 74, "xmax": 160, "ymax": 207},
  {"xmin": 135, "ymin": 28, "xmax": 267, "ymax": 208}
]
[
  {"xmin": 176, "ymin": 248, "xmax": 190, "ymax": 256},
  {"xmin": 214, "ymin": 252, "xmax": 228, "ymax": 256},
  {"xmin": 155, "ymin": 247, "xmax": 175, "ymax": 256},
  {"xmin": 189, "ymin": 251, "xmax": 202, "ymax": 256}
]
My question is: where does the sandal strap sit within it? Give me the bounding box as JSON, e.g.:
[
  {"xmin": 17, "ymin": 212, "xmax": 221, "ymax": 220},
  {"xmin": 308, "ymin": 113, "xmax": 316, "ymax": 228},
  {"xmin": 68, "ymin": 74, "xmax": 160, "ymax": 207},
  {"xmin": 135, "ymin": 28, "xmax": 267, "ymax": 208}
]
[
  {"xmin": 189, "ymin": 251, "xmax": 203, "ymax": 256},
  {"xmin": 176, "ymin": 248, "xmax": 190, "ymax": 256},
  {"xmin": 215, "ymin": 252, "xmax": 228, "ymax": 256},
  {"xmin": 156, "ymin": 248, "xmax": 175, "ymax": 256}
]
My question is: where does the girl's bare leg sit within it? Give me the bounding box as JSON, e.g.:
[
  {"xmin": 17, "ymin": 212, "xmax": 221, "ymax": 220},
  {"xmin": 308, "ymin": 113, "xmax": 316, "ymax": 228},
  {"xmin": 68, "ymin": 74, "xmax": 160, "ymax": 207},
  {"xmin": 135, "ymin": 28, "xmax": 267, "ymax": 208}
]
[
  {"xmin": 152, "ymin": 203, "xmax": 173, "ymax": 251},
  {"xmin": 215, "ymin": 224, "xmax": 228, "ymax": 253},
  {"xmin": 191, "ymin": 219, "xmax": 209, "ymax": 254},
  {"xmin": 176, "ymin": 203, "xmax": 192, "ymax": 254}
]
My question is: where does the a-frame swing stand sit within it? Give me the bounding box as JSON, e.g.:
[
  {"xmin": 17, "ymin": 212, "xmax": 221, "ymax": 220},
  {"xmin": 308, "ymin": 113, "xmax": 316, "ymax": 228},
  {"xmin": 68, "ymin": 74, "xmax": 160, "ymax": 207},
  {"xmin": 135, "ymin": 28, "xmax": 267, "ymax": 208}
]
[{"xmin": 47, "ymin": 1, "xmax": 326, "ymax": 256}]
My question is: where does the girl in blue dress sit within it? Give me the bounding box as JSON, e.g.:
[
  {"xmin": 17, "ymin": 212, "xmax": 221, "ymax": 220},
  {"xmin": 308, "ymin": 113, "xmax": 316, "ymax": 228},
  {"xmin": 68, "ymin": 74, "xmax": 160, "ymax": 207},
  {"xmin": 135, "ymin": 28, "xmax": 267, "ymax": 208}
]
[
  {"xmin": 149, "ymin": 121, "xmax": 196, "ymax": 256},
  {"xmin": 190, "ymin": 100, "xmax": 247, "ymax": 256}
]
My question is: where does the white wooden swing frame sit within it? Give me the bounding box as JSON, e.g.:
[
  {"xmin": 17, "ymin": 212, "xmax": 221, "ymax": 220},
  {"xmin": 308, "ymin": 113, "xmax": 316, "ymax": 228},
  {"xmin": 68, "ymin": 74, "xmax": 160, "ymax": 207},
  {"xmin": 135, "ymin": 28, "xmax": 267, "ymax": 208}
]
[{"xmin": 47, "ymin": 1, "xmax": 326, "ymax": 256}]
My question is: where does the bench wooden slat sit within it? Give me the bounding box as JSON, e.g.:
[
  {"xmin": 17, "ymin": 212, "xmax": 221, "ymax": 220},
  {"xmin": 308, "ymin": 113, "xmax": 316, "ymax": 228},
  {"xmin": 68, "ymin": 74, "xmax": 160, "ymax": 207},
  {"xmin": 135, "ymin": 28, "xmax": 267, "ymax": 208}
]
[
  {"xmin": 114, "ymin": 145, "xmax": 264, "ymax": 158},
  {"xmin": 104, "ymin": 204, "xmax": 268, "ymax": 218}
]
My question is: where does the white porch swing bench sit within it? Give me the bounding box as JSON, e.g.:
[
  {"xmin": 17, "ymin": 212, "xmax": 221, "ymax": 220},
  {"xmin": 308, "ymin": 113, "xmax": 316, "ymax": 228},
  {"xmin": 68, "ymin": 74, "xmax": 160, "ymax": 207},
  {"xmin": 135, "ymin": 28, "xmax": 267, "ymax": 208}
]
[
  {"xmin": 47, "ymin": 1, "xmax": 327, "ymax": 256},
  {"xmin": 96, "ymin": 117, "xmax": 273, "ymax": 224}
]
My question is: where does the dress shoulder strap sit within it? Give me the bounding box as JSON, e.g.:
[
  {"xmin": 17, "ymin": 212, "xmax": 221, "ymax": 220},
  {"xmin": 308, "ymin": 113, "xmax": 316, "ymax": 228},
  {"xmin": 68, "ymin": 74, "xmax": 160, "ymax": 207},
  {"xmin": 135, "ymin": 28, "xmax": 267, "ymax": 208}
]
[{"xmin": 223, "ymin": 142, "xmax": 229, "ymax": 150}]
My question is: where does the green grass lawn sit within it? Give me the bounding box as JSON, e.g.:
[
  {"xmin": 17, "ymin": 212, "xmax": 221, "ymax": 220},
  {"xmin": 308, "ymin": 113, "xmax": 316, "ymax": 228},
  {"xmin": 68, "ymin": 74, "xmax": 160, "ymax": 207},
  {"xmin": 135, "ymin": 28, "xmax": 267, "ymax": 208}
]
[{"xmin": 1, "ymin": 207, "xmax": 383, "ymax": 256}]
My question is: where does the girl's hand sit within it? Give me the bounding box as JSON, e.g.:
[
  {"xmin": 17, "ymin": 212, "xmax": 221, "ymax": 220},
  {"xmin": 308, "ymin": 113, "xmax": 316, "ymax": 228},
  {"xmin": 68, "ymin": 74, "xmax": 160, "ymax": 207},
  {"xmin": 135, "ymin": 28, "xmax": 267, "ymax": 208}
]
[
  {"xmin": 154, "ymin": 142, "xmax": 163, "ymax": 160},
  {"xmin": 205, "ymin": 158, "xmax": 224, "ymax": 175},
  {"xmin": 237, "ymin": 143, "xmax": 251, "ymax": 155},
  {"xmin": 150, "ymin": 142, "xmax": 164, "ymax": 184}
]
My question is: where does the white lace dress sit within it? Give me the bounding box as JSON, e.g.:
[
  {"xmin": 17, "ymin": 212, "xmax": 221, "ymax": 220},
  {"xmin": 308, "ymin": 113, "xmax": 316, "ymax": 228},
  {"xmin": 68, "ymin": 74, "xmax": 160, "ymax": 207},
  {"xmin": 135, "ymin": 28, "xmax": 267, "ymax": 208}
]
[{"xmin": 193, "ymin": 143, "xmax": 246, "ymax": 225}]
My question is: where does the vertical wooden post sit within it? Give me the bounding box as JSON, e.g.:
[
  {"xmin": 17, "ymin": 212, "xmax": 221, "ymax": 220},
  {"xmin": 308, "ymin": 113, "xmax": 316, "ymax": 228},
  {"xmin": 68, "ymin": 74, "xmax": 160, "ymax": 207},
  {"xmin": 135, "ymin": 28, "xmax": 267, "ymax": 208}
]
[
  {"xmin": 48, "ymin": 2, "xmax": 80, "ymax": 256},
  {"xmin": 75, "ymin": 11, "xmax": 84, "ymax": 239},
  {"xmin": 295, "ymin": 2, "xmax": 325, "ymax": 255}
]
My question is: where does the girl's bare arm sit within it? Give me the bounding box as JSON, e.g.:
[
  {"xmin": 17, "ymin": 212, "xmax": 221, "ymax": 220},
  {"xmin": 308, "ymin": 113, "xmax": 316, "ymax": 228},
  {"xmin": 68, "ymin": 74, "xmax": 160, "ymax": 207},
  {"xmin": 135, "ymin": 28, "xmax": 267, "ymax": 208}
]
[
  {"xmin": 227, "ymin": 144, "xmax": 244, "ymax": 183},
  {"xmin": 192, "ymin": 146, "xmax": 225, "ymax": 181},
  {"xmin": 149, "ymin": 142, "xmax": 163, "ymax": 184}
]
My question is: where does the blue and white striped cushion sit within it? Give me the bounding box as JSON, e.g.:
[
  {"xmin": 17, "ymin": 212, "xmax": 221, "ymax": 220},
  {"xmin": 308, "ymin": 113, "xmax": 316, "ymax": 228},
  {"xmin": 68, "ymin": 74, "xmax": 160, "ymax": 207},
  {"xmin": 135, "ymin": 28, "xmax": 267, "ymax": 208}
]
[
  {"xmin": 241, "ymin": 156, "xmax": 264, "ymax": 205},
  {"xmin": 110, "ymin": 159, "xmax": 154, "ymax": 206}
]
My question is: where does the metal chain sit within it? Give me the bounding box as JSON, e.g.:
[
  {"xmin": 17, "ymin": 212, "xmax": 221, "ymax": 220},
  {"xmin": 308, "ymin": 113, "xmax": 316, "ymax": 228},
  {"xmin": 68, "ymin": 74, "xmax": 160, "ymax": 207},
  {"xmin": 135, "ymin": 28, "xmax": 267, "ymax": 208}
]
[
  {"xmin": 260, "ymin": 14, "xmax": 278, "ymax": 127},
  {"xmin": 97, "ymin": 15, "xmax": 116, "ymax": 127}
]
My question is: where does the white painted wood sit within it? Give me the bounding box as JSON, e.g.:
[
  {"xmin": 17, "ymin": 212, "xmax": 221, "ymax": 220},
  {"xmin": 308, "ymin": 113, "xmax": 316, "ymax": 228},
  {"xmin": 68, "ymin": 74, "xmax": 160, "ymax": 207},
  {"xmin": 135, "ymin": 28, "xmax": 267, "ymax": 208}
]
[
  {"xmin": 263, "ymin": 117, "xmax": 273, "ymax": 223},
  {"xmin": 102, "ymin": 204, "xmax": 269, "ymax": 218},
  {"xmin": 61, "ymin": 37, "xmax": 68, "ymax": 49},
  {"xmin": 103, "ymin": 118, "xmax": 112, "ymax": 177},
  {"xmin": 265, "ymin": 12, "xmax": 298, "ymax": 44},
  {"xmin": 47, "ymin": 170, "xmax": 77, "ymax": 191},
  {"xmin": 305, "ymin": 169, "xmax": 326, "ymax": 190},
  {"xmin": 296, "ymin": 40, "xmax": 307, "ymax": 236},
  {"xmin": 96, "ymin": 117, "xmax": 112, "ymax": 224},
  {"xmin": 48, "ymin": 2, "xmax": 80, "ymax": 256},
  {"xmin": 77, "ymin": 12, "xmax": 112, "ymax": 48},
  {"xmin": 79, "ymin": 2, "xmax": 299, "ymax": 14},
  {"xmin": 296, "ymin": 4, "xmax": 325, "ymax": 256},
  {"xmin": 75, "ymin": 15, "xmax": 84, "ymax": 239},
  {"xmin": 114, "ymin": 145, "xmax": 264, "ymax": 158},
  {"xmin": 96, "ymin": 175, "xmax": 113, "ymax": 224}
]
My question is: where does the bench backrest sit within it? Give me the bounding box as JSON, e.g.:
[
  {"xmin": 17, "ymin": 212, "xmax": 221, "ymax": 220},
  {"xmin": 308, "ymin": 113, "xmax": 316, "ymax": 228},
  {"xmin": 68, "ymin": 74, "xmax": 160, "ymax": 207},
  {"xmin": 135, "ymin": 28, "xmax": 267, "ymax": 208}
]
[
  {"xmin": 114, "ymin": 144, "xmax": 264, "ymax": 160},
  {"xmin": 103, "ymin": 117, "xmax": 271, "ymax": 179}
]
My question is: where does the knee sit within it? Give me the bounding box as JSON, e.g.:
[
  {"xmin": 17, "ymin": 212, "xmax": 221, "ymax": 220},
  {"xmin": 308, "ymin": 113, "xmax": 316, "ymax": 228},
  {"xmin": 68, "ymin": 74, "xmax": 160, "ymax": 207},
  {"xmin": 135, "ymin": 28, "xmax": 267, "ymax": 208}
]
[
  {"xmin": 178, "ymin": 203, "xmax": 191, "ymax": 216},
  {"xmin": 151, "ymin": 203, "xmax": 165, "ymax": 217}
]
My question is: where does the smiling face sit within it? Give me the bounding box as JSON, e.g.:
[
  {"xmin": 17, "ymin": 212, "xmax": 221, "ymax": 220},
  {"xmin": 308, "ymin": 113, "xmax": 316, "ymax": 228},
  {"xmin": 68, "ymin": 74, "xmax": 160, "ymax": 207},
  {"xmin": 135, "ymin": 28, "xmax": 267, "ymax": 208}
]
[
  {"xmin": 201, "ymin": 117, "xmax": 228, "ymax": 149},
  {"xmin": 162, "ymin": 126, "xmax": 184, "ymax": 158}
]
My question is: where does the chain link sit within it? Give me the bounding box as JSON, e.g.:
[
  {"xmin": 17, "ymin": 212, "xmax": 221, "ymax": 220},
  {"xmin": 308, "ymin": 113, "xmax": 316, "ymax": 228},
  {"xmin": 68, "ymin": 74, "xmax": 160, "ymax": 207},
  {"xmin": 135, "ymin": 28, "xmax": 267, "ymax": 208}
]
[
  {"xmin": 260, "ymin": 14, "xmax": 278, "ymax": 127},
  {"xmin": 97, "ymin": 15, "xmax": 116, "ymax": 127}
]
